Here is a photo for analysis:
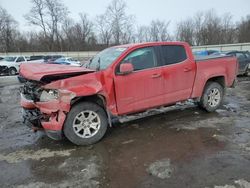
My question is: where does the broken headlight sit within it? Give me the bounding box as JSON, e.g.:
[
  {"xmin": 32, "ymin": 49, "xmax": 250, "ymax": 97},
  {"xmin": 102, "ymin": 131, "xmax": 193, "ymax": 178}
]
[{"xmin": 40, "ymin": 90, "xmax": 59, "ymax": 102}]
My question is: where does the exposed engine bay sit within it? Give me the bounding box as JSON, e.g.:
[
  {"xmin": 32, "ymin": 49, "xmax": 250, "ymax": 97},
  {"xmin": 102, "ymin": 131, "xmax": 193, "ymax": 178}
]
[{"xmin": 20, "ymin": 81, "xmax": 43, "ymax": 102}]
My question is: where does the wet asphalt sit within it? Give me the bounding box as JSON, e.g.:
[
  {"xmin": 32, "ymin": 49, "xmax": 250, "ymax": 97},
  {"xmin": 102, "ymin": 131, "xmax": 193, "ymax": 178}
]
[{"xmin": 0, "ymin": 76, "xmax": 250, "ymax": 188}]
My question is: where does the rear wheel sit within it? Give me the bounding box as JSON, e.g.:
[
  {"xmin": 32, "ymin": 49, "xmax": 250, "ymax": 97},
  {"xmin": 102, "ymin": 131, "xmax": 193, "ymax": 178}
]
[
  {"xmin": 9, "ymin": 67, "xmax": 17, "ymax": 76},
  {"xmin": 199, "ymin": 82, "xmax": 224, "ymax": 112},
  {"xmin": 64, "ymin": 102, "xmax": 108, "ymax": 146}
]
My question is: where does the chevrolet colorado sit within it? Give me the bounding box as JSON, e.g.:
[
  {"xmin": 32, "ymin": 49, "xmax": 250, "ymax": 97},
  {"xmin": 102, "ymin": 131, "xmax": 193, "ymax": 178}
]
[{"xmin": 19, "ymin": 42, "xmax": 238, "ymax": 145}]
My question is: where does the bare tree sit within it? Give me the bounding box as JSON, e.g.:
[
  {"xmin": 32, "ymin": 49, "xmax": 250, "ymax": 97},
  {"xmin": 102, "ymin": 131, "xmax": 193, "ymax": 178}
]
[
  {"xmin": 120, "ymin": 18, "xmax": 136, "ymax": 44},
  {"xmin": 105, "ymin": 0, "xmax": 135, "ymax": 44},
  {"xmin": 1, "ymin": 3, "xmax": 249, "ymax": 53},
  {"xmin": 95, "ymin": 14, "xmax": 112, "ymax": 46},
  {"xmin": 192, "ymin": 12, "xmax": 205, "ymax": 45},
  {"xmin": 220, "ymin": 13, "xmax": 237, "ymax": 44},
  {"xmin": 185, "ymin": 10, "xmax": 237, "ymax": 46},
  {"xmin": 25, "ymin": 0, "xmax": 68, "ymax": 51},
  {"xmin": 176, "ymin": 19, "xmax": 195, "ymax": 45},
  {"xmin": 61, "ymin": 13, "xmax": 95, "ymax": 51},
  {"xmin": 79, "ymin": 13, "xmax": 93, "ymax": 44},
  {"xmin": 149, "ymin": 20, "xmax": 171, "ymax": 42},
  {"xmin": 237, "ymin": 15, "xmax": 250, "ymax": 43},
  {"xmin": 0, "ymin": 6, "xmax": 18, "ymax": 52},
  {"xmin": 107, "ymin": 0, "xmax": 126, "ymax": 44},
  {"xmin": 45, "ymin": 0, "xmax": 68, "ymax": 50},
  {"xmin": 136, "ymin": 25, "xmax": 151, "ymax": 42},
  {"xmin": 61, "ymin": 17, "xmax": 75, "ymax": 50}
]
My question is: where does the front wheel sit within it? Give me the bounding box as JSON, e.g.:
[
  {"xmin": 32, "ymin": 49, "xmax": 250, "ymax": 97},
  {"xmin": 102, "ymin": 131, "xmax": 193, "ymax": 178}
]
[
  {"xmin": 199, "ymin": 82, "xmax": 224, "ymax": 112},
  {"xmin": 64, "ymin": 102, "xmax": 108, "ymax": 146}
]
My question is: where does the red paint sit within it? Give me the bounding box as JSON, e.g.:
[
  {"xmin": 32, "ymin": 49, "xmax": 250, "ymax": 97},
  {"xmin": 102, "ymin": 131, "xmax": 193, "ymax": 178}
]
[
  {"xmin": 20, "ymin": 42, "xmax": 237, "ymax": 133},
  {"xmin": 19, "ymin": 63, "xmax": 94, "ymax": 81},
  {"xmin": 42, "ymin": 111, "xmax": 66, "ymax": 131},
  {"xmin": 119, "ymin": 63, "xmax": 134, "ymax": 73},
  {"xmin": 20, "ymin": 94, "xmax": 36, "ymax": 109}
]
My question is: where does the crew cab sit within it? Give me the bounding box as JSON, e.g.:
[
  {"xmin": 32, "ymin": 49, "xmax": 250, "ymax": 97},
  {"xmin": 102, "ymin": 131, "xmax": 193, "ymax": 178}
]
[
  {"xmin": 0, "ymin": 56, "xmax": 28, "ymax": 75},
  {"xmin": 19, "ymin": 42, "xmax": 238, "ymax": 145}
]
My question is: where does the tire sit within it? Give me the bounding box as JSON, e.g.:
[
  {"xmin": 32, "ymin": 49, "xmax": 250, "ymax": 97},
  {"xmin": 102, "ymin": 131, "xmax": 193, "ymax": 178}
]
[
  {"xmin": 9, "ymin": 67, "xmax": 17, "ymax": 76},
  {"xmin": 64, "ymin": 102, "xmax": 108, "ymax": 146},
  {"xmin": 199, "ymin": 82, "xmax": 224, "ymax": 112},
  {"xmin": 243, "ymin": 70, "xmax": 249, "ymax": 77}
]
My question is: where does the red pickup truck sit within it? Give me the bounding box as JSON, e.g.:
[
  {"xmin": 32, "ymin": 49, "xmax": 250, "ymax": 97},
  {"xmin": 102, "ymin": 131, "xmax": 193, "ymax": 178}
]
[{"xmin": 19, "ymin": 42, "xmax": 237, "ymax": 145}]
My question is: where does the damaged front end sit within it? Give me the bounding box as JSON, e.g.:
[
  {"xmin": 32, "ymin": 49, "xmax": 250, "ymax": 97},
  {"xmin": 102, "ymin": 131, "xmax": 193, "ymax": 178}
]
[{"xmin": 20, "ymin": 81, "xmax": 75, "ymax": 140}]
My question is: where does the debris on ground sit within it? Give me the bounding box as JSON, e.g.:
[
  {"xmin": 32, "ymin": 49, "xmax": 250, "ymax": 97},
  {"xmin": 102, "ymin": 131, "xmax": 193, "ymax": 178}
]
[
  {"xmin": 211, "ymin": 179, "xmax": 250, "ymax": 188},
  {"xmin": 147, "ymin": 159, "xmax": 173, "ymax": 179},
  {"xmin": 121, "ymin": 139, "xmax": 135, "ymax": 145}
]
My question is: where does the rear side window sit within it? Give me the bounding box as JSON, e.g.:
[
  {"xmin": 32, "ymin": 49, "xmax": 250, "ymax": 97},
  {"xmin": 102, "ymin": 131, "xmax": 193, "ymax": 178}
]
[{"xmin": 161, "ymin": 45, "xmax": 187, "ymax": 65}]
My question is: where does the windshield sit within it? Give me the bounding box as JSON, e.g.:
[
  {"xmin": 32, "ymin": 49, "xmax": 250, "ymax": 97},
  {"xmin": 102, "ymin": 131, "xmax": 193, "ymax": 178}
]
[
  {"xmin": 4, "ymin": 57, "xmax": 17, "ymax": 62},
  {"xmin": 88, "ymin": 47, "xmax": 127, "ymax": 70},
  {"xmin": 55, "ymin": 58, "xmax": 65, "ymax": 62}
]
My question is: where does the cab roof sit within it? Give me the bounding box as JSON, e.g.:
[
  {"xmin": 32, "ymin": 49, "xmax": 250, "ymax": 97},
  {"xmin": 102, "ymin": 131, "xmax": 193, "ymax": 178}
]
[{"xmin": 112, "ymin": 41, "xmax": 189, "ymax": 49}]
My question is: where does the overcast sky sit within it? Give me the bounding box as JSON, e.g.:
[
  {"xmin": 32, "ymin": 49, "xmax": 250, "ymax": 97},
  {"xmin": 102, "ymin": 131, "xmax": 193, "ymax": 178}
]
[{"xmin": 0, "ymin": 0, "xmax": 250, "ymax": 33}]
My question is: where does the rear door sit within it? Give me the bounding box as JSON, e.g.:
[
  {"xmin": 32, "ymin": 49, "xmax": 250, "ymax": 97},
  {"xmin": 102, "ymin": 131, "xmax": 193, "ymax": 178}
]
[
  {"xmin": 160, "ymin": 45, "xmax": 196, "ymax": 104},
  {"xmin": 114, "ymin": 46, "xmax": 165, "ymax": 115}
]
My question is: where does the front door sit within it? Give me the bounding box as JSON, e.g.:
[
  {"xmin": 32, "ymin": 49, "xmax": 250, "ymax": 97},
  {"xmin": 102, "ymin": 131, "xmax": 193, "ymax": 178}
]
[{"xmin": 114, "ymin": 47, "xmax": 164, "ymax": 115}]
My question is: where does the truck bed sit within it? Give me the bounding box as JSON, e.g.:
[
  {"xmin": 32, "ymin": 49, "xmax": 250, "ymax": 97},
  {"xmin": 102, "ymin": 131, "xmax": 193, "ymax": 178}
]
[
  {"xmin": 191, "ymin": 55, "xmax": 238, "ymax": 98},
  {"xmin": 194, "ymin": 54, "xmax": 233, "ymax": 61}
]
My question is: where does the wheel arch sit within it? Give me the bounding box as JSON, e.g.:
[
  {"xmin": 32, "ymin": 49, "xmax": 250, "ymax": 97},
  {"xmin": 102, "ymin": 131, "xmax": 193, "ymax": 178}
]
[
  {"xmin": 193, "ymin": 75, "xmax": 226, "ymax": 101},
  {"xmin": 9, "ymin": 66, "xmax": 17, "ymax": 71},
  {"xmin": 199, "ymin": 75, "xmax": 225, "ymax": 99},
  {"xmin": 205, "ymin": 76, "xmax": 226, "ymax": 88},
  {"xmin": 71, "ymin": 94, "xmax": 106, "ymax": 108},
  {"xmin": 70, "ymin": 94, "xmax": 112, "ymax": 127}
]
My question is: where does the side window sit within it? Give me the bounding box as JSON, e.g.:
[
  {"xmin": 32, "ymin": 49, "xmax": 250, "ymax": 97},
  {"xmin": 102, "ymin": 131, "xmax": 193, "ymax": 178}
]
[
  {"xmin": 161, "ymin": 45, "xmax": 187, "ymax": 65},
  {"xmin": 120, "ymin": 47, "xmax": 157, "ymax": 71},
  {"xmin": 16, "ymin": 57, "xmax": 25, "ymax": 62},
  {"xmin": 236, "ymin": 53, "xmax": 245, "ymax": 60}
]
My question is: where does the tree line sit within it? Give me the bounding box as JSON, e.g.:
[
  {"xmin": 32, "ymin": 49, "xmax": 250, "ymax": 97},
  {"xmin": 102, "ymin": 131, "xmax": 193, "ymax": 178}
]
[{"xmin": 0, "ymin": 0, "xmax": 250, "ymax": 52}]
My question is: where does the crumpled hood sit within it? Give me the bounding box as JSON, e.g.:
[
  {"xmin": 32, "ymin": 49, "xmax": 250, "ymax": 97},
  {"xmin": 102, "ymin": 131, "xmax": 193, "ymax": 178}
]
[{"xmin": 20, "ymin": 63, "xmax": 95, "ymax": 82}]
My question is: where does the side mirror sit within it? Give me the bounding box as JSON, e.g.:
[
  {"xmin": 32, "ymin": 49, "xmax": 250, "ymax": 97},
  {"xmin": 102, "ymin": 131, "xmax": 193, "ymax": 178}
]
[{"xmin": 120, "ymin": 63, "xmax": 134, "ymax": 75}]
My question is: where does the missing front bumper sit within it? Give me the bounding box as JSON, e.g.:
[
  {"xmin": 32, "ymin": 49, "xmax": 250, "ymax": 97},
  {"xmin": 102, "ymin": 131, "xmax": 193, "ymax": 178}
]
[
  {"xmin": 22, "ymin": 108, "xmax": 63, "ymax": 140},
  {"xmin": 22, "ymin": 108, "xmax": 43, "ymax": 130}
]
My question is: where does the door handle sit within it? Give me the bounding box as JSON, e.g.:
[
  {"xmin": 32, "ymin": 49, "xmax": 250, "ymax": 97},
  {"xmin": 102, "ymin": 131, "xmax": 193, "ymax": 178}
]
[
  {"xmin": 151, "ymin": 73, "xmax": 162, "ymax": 78},
  {"xmin": 184, "ymin": 67, "xmax": 192, "ymax": 72}
]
